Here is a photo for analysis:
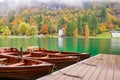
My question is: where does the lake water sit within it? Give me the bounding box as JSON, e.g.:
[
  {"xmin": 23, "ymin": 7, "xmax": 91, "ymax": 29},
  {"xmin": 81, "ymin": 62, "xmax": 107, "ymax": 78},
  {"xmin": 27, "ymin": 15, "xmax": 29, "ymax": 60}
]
[{"xmin": 0, "ymin": 37, "xmax": 120, "ymax": 56}]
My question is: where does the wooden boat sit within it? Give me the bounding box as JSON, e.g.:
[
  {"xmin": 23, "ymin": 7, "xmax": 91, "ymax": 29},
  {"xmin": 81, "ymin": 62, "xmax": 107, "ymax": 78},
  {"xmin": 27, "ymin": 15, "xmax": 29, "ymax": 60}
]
[
  {"xmin": 19, "ymin": 52, "xmax": 78, "ymax": 70},
  {"xmin": 0, "ymin": 47, "xmax": 19, "ymax": 55},
  {"xmin": 0, "ymin": 54, "xmax": 53, "ymax": 80},
  {"xmin": 26, "ymin": 47, "xmax": 90, "ymax": 61}
]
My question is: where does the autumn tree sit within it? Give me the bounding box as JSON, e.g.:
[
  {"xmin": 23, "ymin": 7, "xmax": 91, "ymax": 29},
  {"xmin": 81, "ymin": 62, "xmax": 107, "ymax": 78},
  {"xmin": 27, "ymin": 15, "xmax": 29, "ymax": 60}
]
[
  {"xmin": 40, "ymin": 24, "xmax": 48, "ymax": 34},
  {"xmin": 31, "ymin": 26, "xmax": 38, "ymax": 36},
  {"xmin": 18, "ymin": 22, "xmax": 27, "ymax": 35},
  {"xmin": 0, "ymin": 19, "xmax": 4, "ymax": 33},
  {"xmin": 73, "ymin": 28, "xmax": 78, "ymax": 37},
  {"xmin": 11, "ymin": 26, "xmax": 18, "ymax": 35},
  {"xmin": 84, "ymin": 24, "xmax": 89, "ymax": 38},
  {"xmin": 1, "ymin": 26, "xmax": 11, "ymax": 35},
  {"xmin": 99, "ymin": 23, "xmax": 106, "ymax": 33}
]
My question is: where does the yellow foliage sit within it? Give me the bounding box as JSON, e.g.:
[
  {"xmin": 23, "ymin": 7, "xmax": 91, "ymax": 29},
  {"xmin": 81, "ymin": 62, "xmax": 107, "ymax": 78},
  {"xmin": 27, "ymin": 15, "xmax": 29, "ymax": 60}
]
[
  {"xmin": 73, "ymin": 28, "xmax": 78, "ymax": 37},
  {"xmin": 84, "ymin": 25, "xmax": 89, "ymax": 38},
  {"xmin": 99, "ymin": 24, "xmax": 106, "ymax": 32}
]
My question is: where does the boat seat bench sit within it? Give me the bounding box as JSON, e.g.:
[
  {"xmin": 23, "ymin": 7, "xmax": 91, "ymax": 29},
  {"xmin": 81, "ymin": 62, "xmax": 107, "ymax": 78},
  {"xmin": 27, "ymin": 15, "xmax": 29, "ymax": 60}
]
[
  {"xmin": 7, "ymin": 62, "xmax": 25, "ymax": 67},
  {"xmin": 0, "ymin": 58, "xmax": 8, "ymax": 62}
]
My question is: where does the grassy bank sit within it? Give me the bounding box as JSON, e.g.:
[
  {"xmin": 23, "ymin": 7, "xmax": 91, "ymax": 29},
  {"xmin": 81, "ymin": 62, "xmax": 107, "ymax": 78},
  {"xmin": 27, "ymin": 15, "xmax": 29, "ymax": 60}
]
[{"xmin": 0, "ymin": 32, "xmax": 112, "ymax": 38}]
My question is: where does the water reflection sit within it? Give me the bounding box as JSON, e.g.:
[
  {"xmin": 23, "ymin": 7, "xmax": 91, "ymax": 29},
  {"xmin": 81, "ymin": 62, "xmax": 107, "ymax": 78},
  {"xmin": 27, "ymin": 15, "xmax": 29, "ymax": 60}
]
[
  {"xmin": 111, "ymin": 38, "xmax": 120, "ymax": 54},
  {"xmin": 84, "ymin": 39, "xmax": 89, "ymax": 52},
  {"xmin": 0, "ymin": 37, "xmax": 120, "ymax": 56},
  {"xmin": 58, "ymin": 37, "xmax": 64, "ymax": 51}
]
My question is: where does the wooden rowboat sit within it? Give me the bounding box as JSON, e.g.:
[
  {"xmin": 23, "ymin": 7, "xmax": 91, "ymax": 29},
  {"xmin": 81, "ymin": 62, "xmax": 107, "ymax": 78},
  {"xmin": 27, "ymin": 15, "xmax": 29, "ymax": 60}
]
[
  {"xmin": 26, "ymin": 47, "xmax": 90, "ymax": 61},
  {"xmin": 19, "ymin": 52, "xmax": 78, "ymax": 70},
  {"xmin": 0, "ymin": 47, "xmax": 19, "ymax": 55},
  {"xmin": 0, "ymin": 54, "xmax": 53, "ymax": 80}
]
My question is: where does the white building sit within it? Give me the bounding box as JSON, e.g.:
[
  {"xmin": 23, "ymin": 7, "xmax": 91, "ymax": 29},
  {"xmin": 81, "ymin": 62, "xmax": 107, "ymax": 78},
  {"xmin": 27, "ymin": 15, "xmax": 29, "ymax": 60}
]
[
  {"xmin": 58, "ymin": 29, "xmax": 64, "ymax": 37},
  {"xmin": 111, "ymin": 31, "xmax": 120, "ymax": 37}
]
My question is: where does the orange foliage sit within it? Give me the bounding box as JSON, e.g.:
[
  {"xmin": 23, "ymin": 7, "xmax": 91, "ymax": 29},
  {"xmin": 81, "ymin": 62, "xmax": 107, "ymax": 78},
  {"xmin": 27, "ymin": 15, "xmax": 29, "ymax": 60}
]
[
  {"xmin": 40, "ymin": 24, "xmax": 48, "ymax": 34},
  {"xmin": 109, "ymin": 23, "xmax": 114, "ymax": 30},
  {"xmin": 99, "ymin": 23, "xmax": 106, "ymax": 32},
  {"xmin": 47, "ymin": 15, "xmax": 51, "ymax": 20}
]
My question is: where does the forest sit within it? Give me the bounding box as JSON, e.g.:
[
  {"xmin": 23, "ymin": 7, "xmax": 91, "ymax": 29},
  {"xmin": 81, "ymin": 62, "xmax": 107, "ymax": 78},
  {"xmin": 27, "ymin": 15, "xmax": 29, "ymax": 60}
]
[{"xmin": 0, "ymin": 1, "xmax": 120, "ymax": 38}]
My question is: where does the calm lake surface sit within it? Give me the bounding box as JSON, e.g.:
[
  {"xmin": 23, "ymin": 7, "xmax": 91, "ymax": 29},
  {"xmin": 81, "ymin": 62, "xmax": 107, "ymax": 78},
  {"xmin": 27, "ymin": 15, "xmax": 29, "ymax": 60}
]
[{"xmin": 0, "ymin": 37, "xmax": 120, "ymax": 56}]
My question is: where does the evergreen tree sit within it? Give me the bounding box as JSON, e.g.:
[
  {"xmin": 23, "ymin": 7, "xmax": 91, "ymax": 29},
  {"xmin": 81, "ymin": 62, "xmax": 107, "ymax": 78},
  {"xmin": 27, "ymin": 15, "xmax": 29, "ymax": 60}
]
[
  {"xmin": 89, "ymin": 14, "xmax": 98, "ymax": 35},
  {"xmin": 36, "ymin": 15, "xmax": 42, "ymax": 34},
  {"xmin": 58, "ymin": 17, "xmax": 66, "ymax": 29},
  {"xmin": 9, "ymin": 15, "xmax": 15, "ymax": 23},
  {"xmin": 25, "ymin": 15, "xmax": 30, "ymax": 23},
  {"xmin": 101, "ymin": 5, "xmax": 107, "ymax": 23},
  {"xmin": 66, "ymin": 20, "xmax": 77, "ymax": 37}
]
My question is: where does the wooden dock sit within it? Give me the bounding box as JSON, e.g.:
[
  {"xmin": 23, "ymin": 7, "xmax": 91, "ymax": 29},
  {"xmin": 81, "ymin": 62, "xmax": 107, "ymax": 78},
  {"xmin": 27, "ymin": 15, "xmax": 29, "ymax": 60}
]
[{"xmin": 37, "ymin": 54, "xmax": 120, "ymax": 80}]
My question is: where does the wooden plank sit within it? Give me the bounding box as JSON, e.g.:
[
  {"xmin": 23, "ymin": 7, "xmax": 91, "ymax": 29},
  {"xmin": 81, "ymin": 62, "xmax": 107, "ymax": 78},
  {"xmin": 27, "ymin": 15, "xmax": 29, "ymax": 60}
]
[
  {"xmin": 105, "ymin": 55, "xmax": 115, "ymax": 80},
  {"xmin": 37, "ymin": 54, "xmax": 120, "ymax": 80},
  {"xmin": 40, "ymin": 63, "xmax": 79, "ymax": 80},
  {"xmin": 72, "ymin": 55, "xmax": 103, "ymax": 80},
  {"xmin": 7, "ymin": 62, "xmax": 25, "ymax": 67},
  {"xmin": 0, "ymin": 58, "xmax": 7, "ymax": 61},
  {"xmin": 88, "ymin": 54, "xmax": 105, "ymax": 80},
  {"xmin": 114, "ymin": 55, "xmax": 120, "ymax": 80},
  {"xmin": 56, "ymin": 63, "xmax": 85, "ymax": 80},
  {"xmin": 97, "ymin": 54, "xmax": 112, "ymax": 80}
]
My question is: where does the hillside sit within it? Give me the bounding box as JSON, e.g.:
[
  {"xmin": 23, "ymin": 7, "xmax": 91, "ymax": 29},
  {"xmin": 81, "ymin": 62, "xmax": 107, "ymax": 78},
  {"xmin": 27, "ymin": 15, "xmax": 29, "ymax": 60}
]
[{"xmin": 0, "ymin": 1, "xmax": 120, "ymax": 37}]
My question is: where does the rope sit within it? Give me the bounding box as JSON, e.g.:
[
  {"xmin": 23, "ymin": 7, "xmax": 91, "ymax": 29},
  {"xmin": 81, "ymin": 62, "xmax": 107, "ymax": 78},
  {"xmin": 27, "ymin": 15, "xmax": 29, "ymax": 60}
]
[{"xmin": 53, "ymin": 65, "xmax": 83, "ymax": 79}]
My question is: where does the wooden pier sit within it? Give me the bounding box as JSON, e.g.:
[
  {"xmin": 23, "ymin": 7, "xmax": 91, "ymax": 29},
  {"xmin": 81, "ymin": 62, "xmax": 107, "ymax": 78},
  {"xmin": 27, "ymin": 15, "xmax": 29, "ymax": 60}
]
[{"xmin": 37, "ymin": 54, "xmax": 120, "ymax": 80}]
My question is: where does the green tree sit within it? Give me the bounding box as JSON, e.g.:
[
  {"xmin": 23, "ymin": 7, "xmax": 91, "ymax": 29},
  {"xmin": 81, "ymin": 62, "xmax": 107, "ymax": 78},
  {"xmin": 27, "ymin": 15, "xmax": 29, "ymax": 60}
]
[
  {"xmin": 1, "ymin": 26, "xmax": 11, "ymax": 35},
  {"xmin": 9, "ymin": 15, "xmax": 15, "ymax": 23},
  {"xmin": 101, "ymin": 5, "xmax": 107, "ymax": 23},
  {"xmin": 18, "ymin": 22, "xmax": 27, "ymax": 35},
  {"xmin": 36, "ymin": 15, "xmax": 42, "ymax": 34},
  {"xmin": 25, "ymin": 14, "xmax": 30, "ymax": 23},
  {"xmin": 31, "ymin": 26, "xmax": 38, "ymax": 36},
  {"xmin": 89, "ymin": 14, "xmax": 99, "ymax": 36},
  {"xmin": 11, "ymin": 26, "xmax": 18, "ymax": 35},
  {"xmin": 66, "ymin": 20, "xmax": 77, "ymax": 37},
  {"xmin": 58, "ymin": 17, "xmax": 66, "ymax": 29},
  {"xmin": 77, "ymin": 16, "xmax": 84, "ymax": 35}
]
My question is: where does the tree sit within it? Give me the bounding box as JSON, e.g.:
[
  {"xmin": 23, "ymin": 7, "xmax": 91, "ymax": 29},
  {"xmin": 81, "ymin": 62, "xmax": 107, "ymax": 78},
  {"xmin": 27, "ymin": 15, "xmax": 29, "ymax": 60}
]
[
  {"xmin": 9, "ymin": 15, "xmax": 15, "ymax": 23},
  {"xmin": 84, "ymin": 24, "xmax": 89, "ymax": 38},
  {"xmin": 25, "ymin": 23, "xmax": 31, "ymax": 36},
  {"xmin": 73, "ymin": 28, "xmax": 78, "ymax": 37},
  {"xmin": 58, "ymin": 17, "xmax": 66, "ymax": 29},
  {"xmin": 99, "ymin": 23, "xmax": 106, "ymax": 33},
  {"xmin": 36, "ymin": 15, "xmax": 42, "ymax": 34},
  {"xmin": 1, "ymin": 26, "xmax": 11, "ymax": 35},
  {"xmin": 66, "ymin": 20, "xmax": 77, "ymax": 37},
  {"xmin": 31, "ymin": 26, "xmax": 38, "ymax": 36},
  {"xmin": 18, "ymin": 22, "xmax": 27, "ymax": 35},
  {"xmin": 0, "ymin": 19, "xmax": 4, "ymax": 33},
  {"xmin": 77, "ymin": 16, "xmax": 83, "ymax": 35},
  {"xmin": 101, "ymin": 5, "xmax": 107, "ymax": 23},
  {"xmin": 89, "ymin": 14, "xmax": 99, "ymax": 36},
  {"xmin": 40, "ymin": 24, "xmax": 48, "ymax": 34},
  {"xmin": 11, "ymin": 26, "xmax": 18, "ymax": 35}
]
